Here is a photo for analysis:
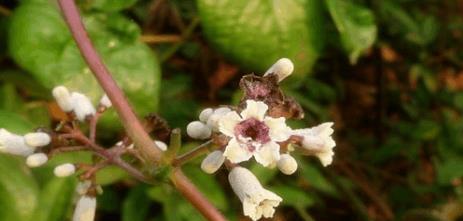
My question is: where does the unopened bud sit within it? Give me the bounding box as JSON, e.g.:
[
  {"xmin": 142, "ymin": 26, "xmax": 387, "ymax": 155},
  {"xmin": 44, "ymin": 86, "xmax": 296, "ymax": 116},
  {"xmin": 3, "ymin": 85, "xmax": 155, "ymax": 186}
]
[
  {"xmin": 187, "ymin": 121, "xmax": 212, "ymax": 139},
  {"xmin": 199, "ymin": 108, "xmax": 214, "ymax": 122},
  {"xmin": 264, "ymin": 58, "xmax": 294, "ymax": 82},
  {"xmin": 99, "ymin": 94, "xmax": 112, "ymax": 108},
  {"xmin": 54, "ymin": 163, "xmax": 76, "ymax": 177},
  {"xmin": 72, "ymin": 196, "xmax": 96, "ymax": 221},
  {"xmin": 0, "ymin": 130, "xmax": 35, "ymax": 156},
  {"xmin": 26, "ymin": 153, "xmax": 48, "ymax": 168},
  {"xmin": 277, "ymin": 154, "xmax": 298, "ymax": 175},
  {"xmin": 71, "ymin": 92, "xmax": 96, "ymax": 122},
  {"xmin": 201, "ymin": 150, "xmax": 225, "ymax": 174},
  {"xmin": 154, "ymin": 140, "xmax": 167, "ymax": 151},
  {"xmin": 206, "ymin": 107, "xmax": 231, "ymax": 131},
  {"xmin": 52, "ymin": 86, "xmax": 74, "ymax": 112},
  {"xmin": 76, "ymin": 181, "xmax": 92, "ymax": 195},
  {"xmin": 24, "ymin": 132, "xmax": 51, "ymax": 147}
]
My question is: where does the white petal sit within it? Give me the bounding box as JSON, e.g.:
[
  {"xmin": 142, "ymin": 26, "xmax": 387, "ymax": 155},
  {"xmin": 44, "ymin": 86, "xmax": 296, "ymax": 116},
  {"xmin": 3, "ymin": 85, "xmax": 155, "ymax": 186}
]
[
  {"xmin": 223, "ymin": 138, "xmax": 252, "ymax": 163},
  {"xmin": 206, "ymin": 108, "xmax": 232, "ymax": 131},
  {"xmin": 52, "ymin": 86, "xmax": 74, "ymax": 112},
  {"xmin": 265, "ymin": 117, "xmax": 292, "ymax": 142},
  {"xmin": 99, "ymin": 94, "xmax": 112, "ymax": 108},
  {"xmin": 240, "ymin": 100, "xmax": 268, "ymax": 121},
  {"xmin": 71, "ymin": 92, "xmax": 96, "ymax": 122},
  {"xmin": 218, "ymin": 111, "xmax": 241, "ymax": 137},
  {"xmin": 254, "ymin": 142, "xmax": 280, "ymax": 167},
  {"xmin": 201, "ymin": 150, "xmax": 225, "ymax": 174},
  {"xmin": 73, "ymin": 196, "xmax": 96, "ymax": 221},
  {"xmin": 243, "ymin": 200, "xmax": 261, "ymax": 221},
  {"xmin": 313, "ymin": 122, "xmax": 334, "ymax": 137},
  {"xmin": 199, "ymin": 108, "xmax": 214, "ymax": 122},
  {"xmin": 317, "ymin": 149, "xmax": 334, "ymax": 167}
]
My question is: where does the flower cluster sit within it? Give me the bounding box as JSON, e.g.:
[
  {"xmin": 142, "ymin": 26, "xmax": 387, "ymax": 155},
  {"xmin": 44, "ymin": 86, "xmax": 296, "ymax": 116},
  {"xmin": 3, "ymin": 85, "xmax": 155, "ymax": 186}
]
[{"xmin": 187, "ymin": 58, "xmax": 336, "ymax": 220}]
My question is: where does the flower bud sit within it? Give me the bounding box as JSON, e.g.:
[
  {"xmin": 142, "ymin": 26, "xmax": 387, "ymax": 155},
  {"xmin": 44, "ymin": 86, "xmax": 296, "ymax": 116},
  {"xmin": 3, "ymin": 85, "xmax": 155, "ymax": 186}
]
[
  {"xmin": 71, "ymin": 92, "xmax": 96, "ymax": 122},
  {"xmin": 199, "ymin": 108, "xmax": 213, "ymax": 122},
  {"xmin": 26, "ymin": 153, "xmax": 48, "ymax": 168},
  {"xmin": 201, "ymin": 150, "xmax": 225, "ymax": 174},
  {"xmin": 0, "ymin": 130, "xmax": 35, "ymax": 156},
  {"xmin": 24, "ymin": 132, "xmax": 51, "ymax": 147},
  {"xmin": 277, "ymin": 154, "xmax": 298, "ymax": 175},
  {"xmin": 72, "ymin": 196, "xmax": 96, "ymax": 221},
  {"xmin": 54, "ymin": 163, "xmax": 76, "ymax": 177},
  {"xmin": 76, "ymin": 181, "xmax": 92, "ymax": 195},
  {"xmin": 264, "ymin": 58, "xmax": 294, "ymax": 82},
  {"xmin": 52, "ymin": 86, "xmax": 74, "ymax": 112},
  {"xmin": 99, "ymin": 94, "xmax": 112, "ymax": 108},
  {"xmin": 154, "ymin": 140, "xmax": 167, "ymax": 151},
  {"xmin": 187, "ymin": 121, "xmax": 212, "ymax": 139},
  {"xmin": 206, "ymin": 107, "xmax": 231, "ymax": 131}
]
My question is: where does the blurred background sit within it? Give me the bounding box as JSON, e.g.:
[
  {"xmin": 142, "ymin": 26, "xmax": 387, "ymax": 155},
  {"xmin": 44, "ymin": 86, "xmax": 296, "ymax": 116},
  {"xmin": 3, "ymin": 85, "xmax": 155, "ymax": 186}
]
[{"xmin": 1, "ymin": 0, "xmax": 463, "ymax": 220}]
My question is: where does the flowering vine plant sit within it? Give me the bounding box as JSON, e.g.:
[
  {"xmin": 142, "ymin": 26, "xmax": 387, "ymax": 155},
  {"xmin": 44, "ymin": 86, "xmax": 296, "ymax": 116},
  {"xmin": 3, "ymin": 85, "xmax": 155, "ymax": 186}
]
[{"xmin": 0, "ymin": 1, "xmax": 335, "ymax": 221}]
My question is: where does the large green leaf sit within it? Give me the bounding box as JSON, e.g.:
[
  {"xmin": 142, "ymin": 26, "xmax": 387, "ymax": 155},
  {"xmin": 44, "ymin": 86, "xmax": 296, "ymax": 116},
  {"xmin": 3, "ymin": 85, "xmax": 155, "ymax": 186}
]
[
  {"xmin": 0, "ymin": 110, "xmax": 35, "ymax": 134},
  {"xmin": 326, "ymin": 0, "xmax": 377, "ymax": 64},
  {"xmin": 8, "ymin": 1, "xmax": 161, "ymax": 129},
  {"xmin": 0, "ymin": 154, "xmax": 39, "ymax": 221},
  {"xmin": 32, "ymin": 178, "xmax": 76, "ymax": 221},
  {"xmin": 197, "ymin": 0, "xmax": 325, "ymax": 78},
  {"xmin": 122, "ymin": 185, "xmax": 151, "ymax": 221}
]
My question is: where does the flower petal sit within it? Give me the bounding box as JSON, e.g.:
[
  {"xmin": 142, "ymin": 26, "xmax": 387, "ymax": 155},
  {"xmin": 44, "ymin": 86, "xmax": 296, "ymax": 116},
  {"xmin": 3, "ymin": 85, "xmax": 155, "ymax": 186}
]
[
  {"xmin": 317, "ymin": 149, "xmax": 334, "ymax": 167},
  {"xmin": 254, "ymin": 142, "xmax": 280, "ymax": 167},
  {"xmin": 223, "ymin": 138, "xmax": 252, "ymax": 163},
  {"xmin": 240, "ymin": 100, "xmax": 268, "ymax": 121},
  {"xmin": 264, "ymin": 117, "xmax": 292, "ymax": 142},
  {"xmin": 218, "ymin": 111, "xmax": 242, "ymax": 137},
  {"xmin": 243, "ymin": 200, "xmax": 261, "ymax": 221}
]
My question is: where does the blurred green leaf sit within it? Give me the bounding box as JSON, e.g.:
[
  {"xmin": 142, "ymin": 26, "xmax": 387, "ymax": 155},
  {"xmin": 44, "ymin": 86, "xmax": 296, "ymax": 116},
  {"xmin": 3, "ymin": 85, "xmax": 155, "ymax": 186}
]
[
  {"xmin": 87, "ymin": 0, "xmax": 137, "ymax": 12},
  {"xmin": 0, "ymin": 154, "xmax": 39, "ymax": 221},
  {"xmin": 122, "ymin": 185, "xmax": 151, "ymax": 221},
  {"xmin": 197, "ymin": 0, "xmax": 325, "ymax": 78},
  {"xmin": 271, "ymin": 185, "xmax": 315, "ymax": 208},
  {"xmin": 0, "ymin": 110, "xmax": 35, "ymax": 133},
  {"xmin": 436, "ymin": 156, "xmax": 463, "ymax": 185},
  {"xmin": 299, "ymin": 160, "xmax": 338, "ymax": 196},
  {"xmin": 32, "ymin": 177, "xmax": 76, "ymax": 221},
  {"xmin": 96, "ymin": 165, "xmax": 130, "ymax": 186},
  {"xmin": 326, "ymin": 0, "xmax": 377, "ymax": 64},
  {"xmin": 8, "ymin": 1, "xmax": 161, "ymax": 129}
]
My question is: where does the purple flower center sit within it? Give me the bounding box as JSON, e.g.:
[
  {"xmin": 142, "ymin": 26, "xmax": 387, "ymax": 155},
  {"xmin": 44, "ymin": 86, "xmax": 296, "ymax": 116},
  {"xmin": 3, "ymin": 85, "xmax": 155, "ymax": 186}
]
[{"xmin": 234, "ymin": 118, "xmax": 271, "ymax": 152}]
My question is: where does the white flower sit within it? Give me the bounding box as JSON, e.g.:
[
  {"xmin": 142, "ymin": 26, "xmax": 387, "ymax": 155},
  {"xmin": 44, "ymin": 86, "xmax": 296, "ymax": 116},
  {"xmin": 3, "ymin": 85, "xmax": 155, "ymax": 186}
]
[
  {"xmin": 199, "ymin": 108, "xmax": 214, "ymax": 122},
  {"xmin": 154, "ymin": 140, "xmax": 167, "ymax": 151},
  {"xmin": 264, "ymin": 58, "xmax": 294, "ymax": 82},
  {"xmin": 52, "ymin": 86, "xmax": 74, "ymax": 112},
  {"xmin": 26, "ymin": 153, "xmax": 48, "ymax": 167},
  {"xmin": 0, "ymin": 129, "xmax": 35, "ymax": 156},
  {"xmin": 73, "ymin": 196, "xmax": 96, "ymax": 221},
  {"xmin": 218, "ymin": 100, "xmax": 291, "ymax": 167},
  {"xmin": 206, "ymin": 107, "xmax": 232, "ymax": 131},
  {"xmin": 24, "ymin": 132, "xmax": 51, "ymax": 147},
  {"xmin": 71, "ymin": 92, "xmax": 96, "ymax": 122},
  {"xmin": 187, "ymin": 121, "xmax": 212, "ymax": 140},
  {"xmin": 201, "ymin": 150, "xmax": 225, "ymax": 174},
  {"xmin": 277, "ymin": 154, "xmax": 298, "ymax": 175},
  {"xmin": 292, "ymin": 122, "xmax": 336, "ymax": 166},
  {"xmin": 99, "ymin": 94, "xmax": 112, "ymax": 108},
  {"xmin": 54, "ymin": 163, "xmax": 76, "ymax": 177},
  {"xmin": 228, "ymin": 167, "xmax": 282, "ymax": 221}
]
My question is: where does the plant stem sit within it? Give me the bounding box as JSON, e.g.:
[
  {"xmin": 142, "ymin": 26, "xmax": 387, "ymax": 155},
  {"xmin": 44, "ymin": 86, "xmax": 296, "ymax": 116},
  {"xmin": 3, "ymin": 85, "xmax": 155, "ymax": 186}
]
[
  {"xmin": 58, "ymin": 0, "xmax": 161, "ymax": 164},
  {"xmin": 170, "ymin": 168, "xmax": 227, "ymax": 221},
  {"xmin": 172, "ymin": 140, "xmax": 213, "ymax": 167}
]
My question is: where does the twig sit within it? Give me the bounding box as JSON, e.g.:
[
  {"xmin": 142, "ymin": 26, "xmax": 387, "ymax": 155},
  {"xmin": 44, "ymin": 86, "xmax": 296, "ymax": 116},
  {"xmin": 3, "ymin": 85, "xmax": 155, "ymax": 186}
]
[
  {"xmin": 58, "ymin": 0, "xmax": 162, "ymax": 164},
  {"xmin": 140, "ymin": 34, "xmax": 182, "ymax": 43},
  {"xmin": 172, "ymin": 140, "xmax": 213, "ymax": 167},
  {"xmin": 170, "ymin": 169, "xmax": 227, "ymax": 221},
  {"xmin": 89, "ymin": 111, "xmax": 102, "ymax": 142},
  {"xmin": 49, "ymin": 145, "xmax": 89, "ymax": 157},
  {"xmin": 160, "ymin": 17, "xmax": 200, "ymax": 62}
]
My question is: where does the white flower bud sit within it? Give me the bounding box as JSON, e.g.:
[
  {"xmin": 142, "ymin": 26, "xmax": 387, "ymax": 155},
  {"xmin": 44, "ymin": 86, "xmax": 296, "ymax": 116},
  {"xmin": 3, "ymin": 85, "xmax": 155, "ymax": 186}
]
[
  {"xmin": 71, "ymin": 92, "xmax": 96, "ymax": 122},
  {"xmin": 206, "ymin": 107, "xmax": 232, "ymax": 131},
  {"xmin": 99, "ymin": 94, "xmax": 112, "ymax": 108},
  {"xmin": 187, "ymin": 121, "xmax": 212, "ymax": 139},
  {"xmin": 228, "ymin": 167, "xmax": 282, "ymax": 221},
  {"xmin": 199, "ymin": 108, "xmax": 214, "ymax": 123},
  {"xmin": 201, "ymin": 150, "xmax": 225, "ymax": 174},
  {"xmin": 26, "ymin": 153, "xmax": 48, "ymax": 168},
  {"xmin": 0, "ymin": 130, "xmax": 35, "ymax": 156},
  {"xmin": 54, "ymin": 163, "xmax": 76, "ymax": 177},
  {"xmin": 76, "ymin": 181, "xmax": 92, "ymax": 195},
  {"xmin": 52, "ymin": 86, "xmax": 74, "ymax": 112},
  {"xmin": 154, "ymin": 140, "xmax": 167, "ymax": 151},
  {"xmin": 277, "ymin": 154, "xmax": 298, "ymax": 175},
  {"xmin": 72, "ymin": 196, "xmax": 96, "ymax": 221},
  {"xmin": 24, "ymin": 132, "xmax": 51, "ymax": 147},
  {"xmin": 264, "ymin": 58, "xmax": 294, "ymax": 82}
]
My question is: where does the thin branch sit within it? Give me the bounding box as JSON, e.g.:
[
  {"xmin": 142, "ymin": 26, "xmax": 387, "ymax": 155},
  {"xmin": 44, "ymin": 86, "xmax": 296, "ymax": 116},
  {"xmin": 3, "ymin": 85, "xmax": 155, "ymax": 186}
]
[
  {"xmin": 170, "ymin": 169, "xmax": 227, "ymax": 221},
  {"xmin": 160, "ymin": 17, "xmax": 200, "ymax": 62},
  {"xmin": 49, "ymin": 145, "xmax": 89, "ymax": 157},
  {"xmin": 172, "ymin": 140, "xmax": 213, "ymax": 167},
  {"xmin": 57, "ymin": 0, "xmax": 162, "ymax": 164},
  {"xmin": 140, "ymin": 34, "xmax": 182, "ymax": 44}
]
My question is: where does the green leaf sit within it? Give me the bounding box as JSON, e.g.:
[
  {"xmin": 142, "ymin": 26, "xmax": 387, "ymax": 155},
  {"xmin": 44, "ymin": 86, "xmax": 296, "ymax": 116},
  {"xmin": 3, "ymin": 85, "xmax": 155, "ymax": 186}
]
[
  {"xmin": 96, "ymin": 165, "xmax": 129, "ymax": 185},
  {"xmin": 8, "ymin": 1, "xmax": 161, "ymax": 129},
  {"xmin": 122, "ymin": 185, "xmax": 151, "ymax": 221},
  {"xmin": 32, "ymin": 178, "xmax": 76, "ymax": 221},
  {"xmin": 299, "ymin": 160, "xmax": 338, "ymax": 196},
  {"xmin": 435, "ymin": 156, "xmax": 463, "ymax": 185},
  {"xmin": 87, "ymin": 0, "xmax": 138, "ymax": 12},
  {"xmin": 271, "ymin": 185, "xmax": 315, "ymax": 208},
  {"xmin": 197, "ymin": 0, "xmax": 325, "ymax": 78},
  {"xmin": 326, "ymin": 0, "xmax": 377, "ymax": 64},
  {"xmin": 0, "ymin": 154, "xmax": 39, "ymax": 221},
  {"xmin": 0, "ymin": 110, "xmax": 35, "ymax": 134}
]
